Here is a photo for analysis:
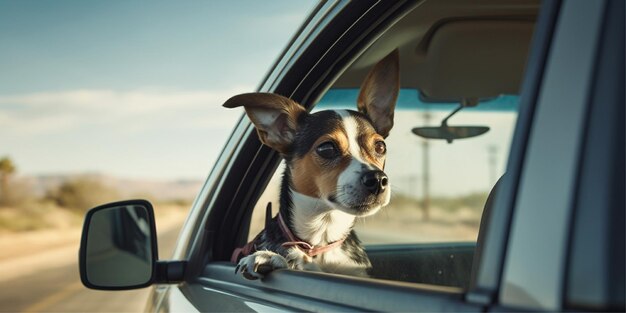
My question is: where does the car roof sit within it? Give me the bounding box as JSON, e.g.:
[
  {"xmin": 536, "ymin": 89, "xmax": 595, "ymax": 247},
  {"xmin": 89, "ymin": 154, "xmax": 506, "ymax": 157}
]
[{"xmin": 332, "ymin": 0, "xmax": 540, "ymax": 102}]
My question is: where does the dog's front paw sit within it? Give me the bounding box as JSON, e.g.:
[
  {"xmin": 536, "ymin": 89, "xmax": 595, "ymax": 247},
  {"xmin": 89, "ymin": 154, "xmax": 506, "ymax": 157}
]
[
  {"xmin": 235, "ymin": 250, "xmax": 288, "ymax": 280},
  {"xmin": 285, "ymin": 248, "xmax": 321, "ymax": 272}
]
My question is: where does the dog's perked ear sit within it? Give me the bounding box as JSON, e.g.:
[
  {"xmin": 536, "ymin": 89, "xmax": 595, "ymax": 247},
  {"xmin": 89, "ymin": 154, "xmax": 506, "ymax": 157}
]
[
  {"xmin": 223, "ymin": 93, "xmax": 307, "ymax": 154},
  {"xmin": 357, "ymin": 49, "xmax": 400, "ymax": 138}
]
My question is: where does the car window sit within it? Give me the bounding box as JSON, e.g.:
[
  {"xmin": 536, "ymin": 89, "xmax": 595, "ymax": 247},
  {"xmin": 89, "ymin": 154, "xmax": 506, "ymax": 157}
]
[{"xmin": 245, "ymin": 1, "xmax": 536, "ymax": 289}]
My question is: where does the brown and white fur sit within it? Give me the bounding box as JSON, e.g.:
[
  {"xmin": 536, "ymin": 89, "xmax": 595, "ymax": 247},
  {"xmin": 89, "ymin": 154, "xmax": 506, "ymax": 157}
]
[{"xmin": 224, "ymin": 50, "xmax": 399, "ymax": 279}]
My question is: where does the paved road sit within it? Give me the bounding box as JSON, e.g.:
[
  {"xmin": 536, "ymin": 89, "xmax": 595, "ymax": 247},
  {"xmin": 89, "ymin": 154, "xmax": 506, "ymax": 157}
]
[{"xmin": 0, "ymin": 226, "xmax": 181, "ymax": 313}]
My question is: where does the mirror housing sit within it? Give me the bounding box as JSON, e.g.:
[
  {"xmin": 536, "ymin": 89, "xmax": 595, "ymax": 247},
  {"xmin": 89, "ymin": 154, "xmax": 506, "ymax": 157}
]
[
  {"xmin": 79, "ymin": 199, "xmax": 188, "ymax": 290},
  {"xmin": 79, "ymin": 199, "xmax": 158, "ymax": 290}
]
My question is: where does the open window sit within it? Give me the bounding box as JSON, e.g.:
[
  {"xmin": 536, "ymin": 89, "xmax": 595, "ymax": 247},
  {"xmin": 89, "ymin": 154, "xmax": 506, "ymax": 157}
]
[{"xmin": 246, "ymin": 0, "xmax": 538, "ymax": 290}]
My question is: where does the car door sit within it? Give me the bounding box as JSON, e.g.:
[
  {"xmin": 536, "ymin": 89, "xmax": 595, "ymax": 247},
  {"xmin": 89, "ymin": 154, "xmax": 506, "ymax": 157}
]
[{"xmin": 149, "ymin": 0, "xmax": 624, "ymax": 311}]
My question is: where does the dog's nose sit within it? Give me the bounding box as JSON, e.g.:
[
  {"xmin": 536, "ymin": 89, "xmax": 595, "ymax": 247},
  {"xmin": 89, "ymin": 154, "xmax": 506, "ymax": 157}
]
[{"xmin": 361, "ymin": 170, "xmax": 388, "ymax": 195}]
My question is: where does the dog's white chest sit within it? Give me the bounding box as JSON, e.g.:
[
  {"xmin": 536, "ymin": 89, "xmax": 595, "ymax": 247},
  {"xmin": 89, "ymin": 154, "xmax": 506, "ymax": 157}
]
[{"xmin": 316, "ymin": 249, "xmax": 369, "ymax": 277}]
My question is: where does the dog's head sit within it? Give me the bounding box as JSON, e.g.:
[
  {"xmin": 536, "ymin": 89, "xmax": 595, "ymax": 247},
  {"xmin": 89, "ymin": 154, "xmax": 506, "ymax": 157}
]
[{"xmin": 224, "ymin": 50, "xmax": 399, "ymax": 217}]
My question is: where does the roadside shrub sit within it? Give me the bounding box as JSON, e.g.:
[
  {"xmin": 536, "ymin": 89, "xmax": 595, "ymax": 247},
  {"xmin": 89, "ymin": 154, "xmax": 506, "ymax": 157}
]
[
  {"xmin": 46, "ymin": 178, "xmax": 120, "ymax": 212},
  {"xmin": 0, "ymin": 178, "xmax": 36, "ymax": 208}
]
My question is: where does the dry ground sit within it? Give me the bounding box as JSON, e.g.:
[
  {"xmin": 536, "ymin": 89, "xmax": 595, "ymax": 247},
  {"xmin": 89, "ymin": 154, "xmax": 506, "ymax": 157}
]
[{"xmin": 0, "ymin": 204, "xmax": 189, "ymax": 283}]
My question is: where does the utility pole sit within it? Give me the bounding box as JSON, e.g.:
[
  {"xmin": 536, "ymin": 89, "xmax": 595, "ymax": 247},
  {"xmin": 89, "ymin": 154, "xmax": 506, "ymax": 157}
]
[{"xmin": 421, "ymin": 112, "xmax": 431, "ymax": 221}]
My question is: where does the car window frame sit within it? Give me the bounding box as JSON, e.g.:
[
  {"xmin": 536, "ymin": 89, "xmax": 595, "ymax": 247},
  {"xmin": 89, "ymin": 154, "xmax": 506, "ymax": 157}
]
[{"xmin": 564, "ymin": 0, "xmax": 625, "ymax": 309}]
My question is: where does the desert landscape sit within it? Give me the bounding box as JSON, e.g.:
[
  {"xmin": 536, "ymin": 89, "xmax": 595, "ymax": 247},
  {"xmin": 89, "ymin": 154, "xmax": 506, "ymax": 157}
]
[
  {"xmin": 0, "ymin": 155, "xmax": 487, "ymax": 312},
  {"xmin": 0, "ymin": 157, "xmax": 195, "ymax": 312}
]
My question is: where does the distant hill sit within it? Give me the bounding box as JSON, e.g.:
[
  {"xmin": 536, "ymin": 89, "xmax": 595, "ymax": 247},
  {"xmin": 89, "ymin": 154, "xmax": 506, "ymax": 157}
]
[{"xmin": 26, "ymin": 173, "xmax": 203, "ymax": 201}]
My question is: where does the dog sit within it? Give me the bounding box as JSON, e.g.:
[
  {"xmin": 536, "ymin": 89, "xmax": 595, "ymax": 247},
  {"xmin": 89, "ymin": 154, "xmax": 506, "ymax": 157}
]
[{"xmin": 224, "ymin": 49, "xmax": 399, "ymax": 279}]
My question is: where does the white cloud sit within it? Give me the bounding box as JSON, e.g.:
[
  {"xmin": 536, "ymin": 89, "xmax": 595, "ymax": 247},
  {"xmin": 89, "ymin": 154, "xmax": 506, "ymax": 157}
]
[{"xmin": 0, "ymin": 87, "xmax": 252, "ymax": 135}]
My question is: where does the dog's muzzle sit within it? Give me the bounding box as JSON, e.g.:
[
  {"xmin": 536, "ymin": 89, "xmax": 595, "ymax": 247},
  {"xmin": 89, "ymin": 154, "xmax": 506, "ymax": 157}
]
[{"xmin": 361, "ymin": 170, "xmax": 388, "ymax": 195}]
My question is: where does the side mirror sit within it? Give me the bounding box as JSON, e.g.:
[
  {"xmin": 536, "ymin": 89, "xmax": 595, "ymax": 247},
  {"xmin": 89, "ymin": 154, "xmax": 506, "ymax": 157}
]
[{"xmin": 79, "ymin": 200, "xmax": 158, "ymax": 290}]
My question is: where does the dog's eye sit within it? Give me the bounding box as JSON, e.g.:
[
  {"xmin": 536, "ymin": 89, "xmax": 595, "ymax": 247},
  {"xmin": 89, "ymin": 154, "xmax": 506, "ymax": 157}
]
[
  {"xmin": 374, "ymin": 141, "xmax": 386, "ymax": 155},
  {"xmin": 316, "ymin": 142, "xmax": 339, "ymax": 159}
]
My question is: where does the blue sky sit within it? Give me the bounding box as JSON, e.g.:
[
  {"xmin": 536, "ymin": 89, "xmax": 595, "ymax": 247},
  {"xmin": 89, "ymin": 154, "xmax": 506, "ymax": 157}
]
[{"xmin": 0, "ymin": 1, "xmax": 315, "ymax": 180}]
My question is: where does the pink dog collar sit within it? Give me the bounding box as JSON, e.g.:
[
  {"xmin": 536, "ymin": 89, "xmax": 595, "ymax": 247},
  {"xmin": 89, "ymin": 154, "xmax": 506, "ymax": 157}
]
[
  {"xmin": 230, "ymin": 212, "xmax": 346, "ymax": 263},
  {"xmin": 277, "ymin": 213, "xmax": 346, "ymax": 257}
]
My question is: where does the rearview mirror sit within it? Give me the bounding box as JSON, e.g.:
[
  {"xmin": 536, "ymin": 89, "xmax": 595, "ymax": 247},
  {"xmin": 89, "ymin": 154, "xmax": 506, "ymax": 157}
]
[
  {"xmin": 412, "ymin": 101, "xmax": 490, "ymax": 143},
  {"xmin": 412, "ymin": 126, "xmax": 490, "ymax": 143},
  {"xmin": 79, "ymin": 200, "xmax": 158, "ymax": 290}
]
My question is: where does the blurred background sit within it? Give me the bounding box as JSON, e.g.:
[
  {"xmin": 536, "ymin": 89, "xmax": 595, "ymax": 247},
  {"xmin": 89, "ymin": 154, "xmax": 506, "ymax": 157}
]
[{"xmin": 0, "ymin": 1, "xmax": 315, "ymax": 312}]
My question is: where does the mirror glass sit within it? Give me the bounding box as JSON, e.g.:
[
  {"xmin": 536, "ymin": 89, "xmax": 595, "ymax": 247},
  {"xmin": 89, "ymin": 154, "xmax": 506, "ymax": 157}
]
[
  {"xmin": 85, "ymin": 204, "xmax": 153, "ymax": 287},
  {"xmin": 412, "ymin": 126, "xmax": 490, "ymax": 143}
]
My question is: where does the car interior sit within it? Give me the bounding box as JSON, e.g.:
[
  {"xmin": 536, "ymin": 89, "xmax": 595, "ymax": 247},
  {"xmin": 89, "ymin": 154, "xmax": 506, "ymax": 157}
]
[{"xmin": 247, "ymin": 0, "xmax": 541, "ymax": 289}]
